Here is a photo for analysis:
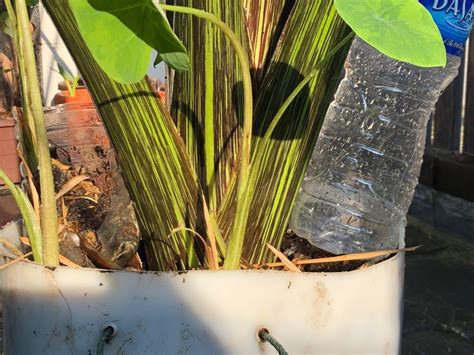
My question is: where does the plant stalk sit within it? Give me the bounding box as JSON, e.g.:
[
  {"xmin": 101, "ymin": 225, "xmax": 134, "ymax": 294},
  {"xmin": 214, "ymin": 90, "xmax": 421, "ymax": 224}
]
[
  {"xmin": 160, "ymin": 4, "xmax": 253, "ymax": 269},
  {"xmin": 215, "ymin": 1, "xmax": 351, "ymax": 264},
  {"xmin": 204, "ymin": 23, "xmax": 216, "ymax": 211},
  {"xmin": 242, "ymin": 33, "xmax": 355, "ymax": 227},
  {"xmin": 16, "ymin": 0, "xmax": 58, "ymax": 266},
  {"xmin": 0, "ymin": 170, "xmax": 42, "ymax": 262},
  {"xmin": 258, "ymin": 32, "xmax": 354, "ymax": 149},
  {"xmin": 4, "ymin": 0, "xmax": 38, "ymax": 171}
]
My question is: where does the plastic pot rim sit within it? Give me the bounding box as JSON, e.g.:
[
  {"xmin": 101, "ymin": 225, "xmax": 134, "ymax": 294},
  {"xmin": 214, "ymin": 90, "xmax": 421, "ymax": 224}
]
[{"xmin": 5, "ymin": 248, "xmax": 403, "ymax": 277}]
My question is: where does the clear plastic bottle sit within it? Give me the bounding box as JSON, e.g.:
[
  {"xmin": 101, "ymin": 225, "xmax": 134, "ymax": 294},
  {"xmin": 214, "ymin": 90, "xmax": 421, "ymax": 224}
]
[{"xmin": 289, "ymin": 1, "xmax": 473, "ymax": 254}]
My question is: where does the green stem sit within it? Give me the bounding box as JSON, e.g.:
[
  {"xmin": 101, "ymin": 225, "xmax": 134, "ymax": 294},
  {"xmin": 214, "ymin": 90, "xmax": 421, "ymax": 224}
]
[
  {"xmin": 235, "ymin": 32, "xmax": 354, "ymax": 258},
  {"xmin": 259, "ymin": 32, "xmax": 354, "ymax": 148},
  {"xmin": 226, "ymin": 33, "xmax": 354, "ymax": 268},
  {"xmin": 5, "ymin": 0, "xmax": 38, "ymax": 171},
  {"xmin": 204, "ymin": 23, "xmax": 217, "ymax": 211},
  {"xmin": 16, "ymin": 0, "xmax": 58, "ymax": 266},
  {"xmin": 0, "ymin": 170, "xmax": 42, "ymax": 262},
  {"xmin": 160, "ymin": 4, "xmax": 253, "ymax": 270},
  {"xmin": 240, "ymin": 32, "xmax": 354, "ymax": 260}
]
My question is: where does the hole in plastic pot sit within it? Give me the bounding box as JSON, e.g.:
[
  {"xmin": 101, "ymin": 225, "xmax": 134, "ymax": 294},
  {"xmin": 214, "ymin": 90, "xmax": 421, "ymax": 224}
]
[
  {"xmin": 257, "ymin": 327, "xmax": 270, "ymax": 342},
  {"xmin": 102, "ymin": 322, "xmax": 118, "ymax": 343}
]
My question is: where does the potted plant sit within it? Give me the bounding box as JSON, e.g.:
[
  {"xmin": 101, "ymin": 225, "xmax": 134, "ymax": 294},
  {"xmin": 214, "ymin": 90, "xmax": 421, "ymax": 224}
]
[
  {"xmin": 0, "ymin": 0, "xmax": 445, "ymax": 353},
  {"xmin": 45, "ymin": 62, "xmax": 110, "ymax": 172},
  {"xmin": 52, "ymin": 63, "xmax": 92, "ymax": 106},
  {"xmin": 49, "ymin": 62, "xmax": 107, "ymax": 169}
]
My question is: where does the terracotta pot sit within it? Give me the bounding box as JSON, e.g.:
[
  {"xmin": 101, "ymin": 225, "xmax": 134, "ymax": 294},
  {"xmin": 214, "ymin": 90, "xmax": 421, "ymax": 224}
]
[
  {"xmin": 0, "ymin": 118, "xmax": 21, "ymax": 185},
  {"xmin": 148, "ymin": 78, "xmax": 166, "ymax": 104},
  {"xmin": 155, "ymin": 88, "xmax": 166, "ymax": 104},
  {"xmin": 52, "ymin": 87, "xmax": 93, "ymax": 106}
]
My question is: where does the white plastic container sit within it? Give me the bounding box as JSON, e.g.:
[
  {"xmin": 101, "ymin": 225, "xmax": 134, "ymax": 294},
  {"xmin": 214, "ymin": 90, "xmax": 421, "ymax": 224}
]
[
  {"xmin": 0, "ymin": 220, "xmax": 23, "ymax": 266},
  {"xmin": 0, "ymin": 232, "xmax": 405, "ymax": 354}
]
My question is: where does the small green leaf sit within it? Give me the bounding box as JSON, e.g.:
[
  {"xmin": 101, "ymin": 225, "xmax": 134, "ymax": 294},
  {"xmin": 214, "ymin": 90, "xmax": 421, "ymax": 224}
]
[
  {"xmin": 26, "ymin": 0, "xmax": 40, "ymax": 6},
  {"xmin": 154, "ymin": 52, "xmax": 163, "ymax": 67},
  {"xmin": 0, "ymin": 169, "xmax": 42, "ymax": 263},
  {"xmin": 0, "ymin": 12, "xmax": 14, "ymax": 38},
  {"xmin": 56, "ymin": 62, "xmax": 75, "ymax": 82},
  {"xmin": 69, "ymin": 0, "xmax": 190, "ymax": 84},
  {"xmin": 52, "ymin": 63, "xmax": 82, "ymax": 96},
  {"xmin": 335, "ymin": 0, "xmax": 446, "ymax": 67}
]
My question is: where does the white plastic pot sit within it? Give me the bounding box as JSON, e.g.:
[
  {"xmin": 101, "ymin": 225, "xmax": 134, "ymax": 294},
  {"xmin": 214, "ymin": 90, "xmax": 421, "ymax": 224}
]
[
  {"xmin": 0, "ymin": 220, "xmax": 23, "ymax": 266},
  {"xmin": 0, "ymin": 235, "xmax": 404, "ymax": 354}
]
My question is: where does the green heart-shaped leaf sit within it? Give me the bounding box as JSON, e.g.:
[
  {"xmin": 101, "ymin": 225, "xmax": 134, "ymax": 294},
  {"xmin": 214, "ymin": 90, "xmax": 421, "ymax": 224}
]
[
  {"xmin": 69, "ymin": 0, "xmax": 190, "ymax": 84},
  {"xmin": 335, "ymin": 0, "xmax": 446, "ymax": 67}
]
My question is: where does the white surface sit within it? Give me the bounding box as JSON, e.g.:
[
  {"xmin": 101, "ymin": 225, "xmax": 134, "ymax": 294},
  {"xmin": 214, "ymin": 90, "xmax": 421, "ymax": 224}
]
[
  {"xmin": 39, "ymin": 3, "xmax": 77, "ymax": 106},
  {"xmin": 39, "ymin": 4, "xmax": 165, "ymax": 106},
  {"xmin": 0, "ymin": 220, "xmax": 22, "ymax": 265},
  {"xmin": 148, "ymin": 50, "xmax": 166, "ymax": 81},
  {"xmin": 0, "ymin": 233, "xmax": 404, "ymax": 354}
]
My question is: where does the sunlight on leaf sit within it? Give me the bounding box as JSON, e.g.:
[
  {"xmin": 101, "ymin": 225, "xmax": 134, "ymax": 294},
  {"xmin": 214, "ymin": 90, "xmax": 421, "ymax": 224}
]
[
  {"xmin": 69, "ymin": 0, "xmax": 190, "ymax": 84},
  {"xmin": 335, "ymin": 0, "xmax": 446, "ymax": 67}
]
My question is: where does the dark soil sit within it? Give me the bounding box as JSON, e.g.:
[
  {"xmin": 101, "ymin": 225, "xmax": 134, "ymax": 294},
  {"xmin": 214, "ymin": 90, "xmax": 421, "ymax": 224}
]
[
  {"xmin": 37, "ymin": 139, "xmax": 384, "ymax": 273},
  {"xmin": 52, "ymin": 163, "xmax": 111, "ymax": 231},
  {"xmin": 40, "ymin": 143, "xmax": 141, "ymax": 270},
  {"xmin": 38, "ymin": 154, "xmax": 386, "ymax": 273},
  {"xmin": 48, "ymin": 159, "xmax": 108, "ymax": 267},
  {"xmin": 280, "ymin": 232, "xmax": 378, "ymax": 272},
  {"xmin": 69, "ymin": 195, "xmax": 110, "ymax": 232}
]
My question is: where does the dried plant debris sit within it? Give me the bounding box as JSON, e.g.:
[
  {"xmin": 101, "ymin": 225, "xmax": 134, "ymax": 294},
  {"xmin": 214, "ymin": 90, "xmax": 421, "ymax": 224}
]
[
  {"xmin": 48, "ymin": 152, "xmax": 140, "ymax": 270},
  {"xmin": 279, "ymin": 232, "xmax": 383, "ymax": 272}
]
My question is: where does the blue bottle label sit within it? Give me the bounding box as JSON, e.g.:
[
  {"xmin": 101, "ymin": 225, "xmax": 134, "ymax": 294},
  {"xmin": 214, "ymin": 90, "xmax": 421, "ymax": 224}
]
[{"xmin": 420, "ymin": 0, "xmax": 473, "ymax": 56}]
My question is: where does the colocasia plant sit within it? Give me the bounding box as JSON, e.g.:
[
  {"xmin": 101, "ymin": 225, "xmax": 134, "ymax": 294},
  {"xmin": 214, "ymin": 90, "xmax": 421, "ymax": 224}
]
[{"xmin": 3, "ymin": 0, "xmax": 445, "ymax": 271}]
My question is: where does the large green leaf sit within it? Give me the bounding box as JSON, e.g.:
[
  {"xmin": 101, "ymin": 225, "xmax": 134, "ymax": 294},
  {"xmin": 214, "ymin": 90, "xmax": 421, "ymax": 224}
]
[
  {"xmin": 44, "ymin": 0, "xmax": 204, "ymax": 271},
  {"xmin": 69, "ymin": 0, "xmax": 190, "ymax": 84},
  {"xmin": 335, "ymin": 0, "xmax": 446, "ymax": 67}
]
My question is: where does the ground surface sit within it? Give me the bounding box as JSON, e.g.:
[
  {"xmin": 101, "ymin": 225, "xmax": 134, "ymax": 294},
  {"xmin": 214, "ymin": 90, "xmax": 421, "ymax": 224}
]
[
  {"xmin": 0, "ymin": 185, "xmax": 473, "ymax": 354},
  {"xmin": 402, "ymin": 185, "xmax": 474, "ymax": 354},
  {"xmin": 403, "ymin": 217, "xmax": 474, "ymax": 354}
]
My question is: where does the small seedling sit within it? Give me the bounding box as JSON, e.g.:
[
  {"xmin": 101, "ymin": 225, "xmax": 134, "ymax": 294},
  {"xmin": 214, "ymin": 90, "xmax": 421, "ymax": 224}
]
[{"xmin": 53, "ymin": 63, "xmax": 81, "ymax": 97}]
